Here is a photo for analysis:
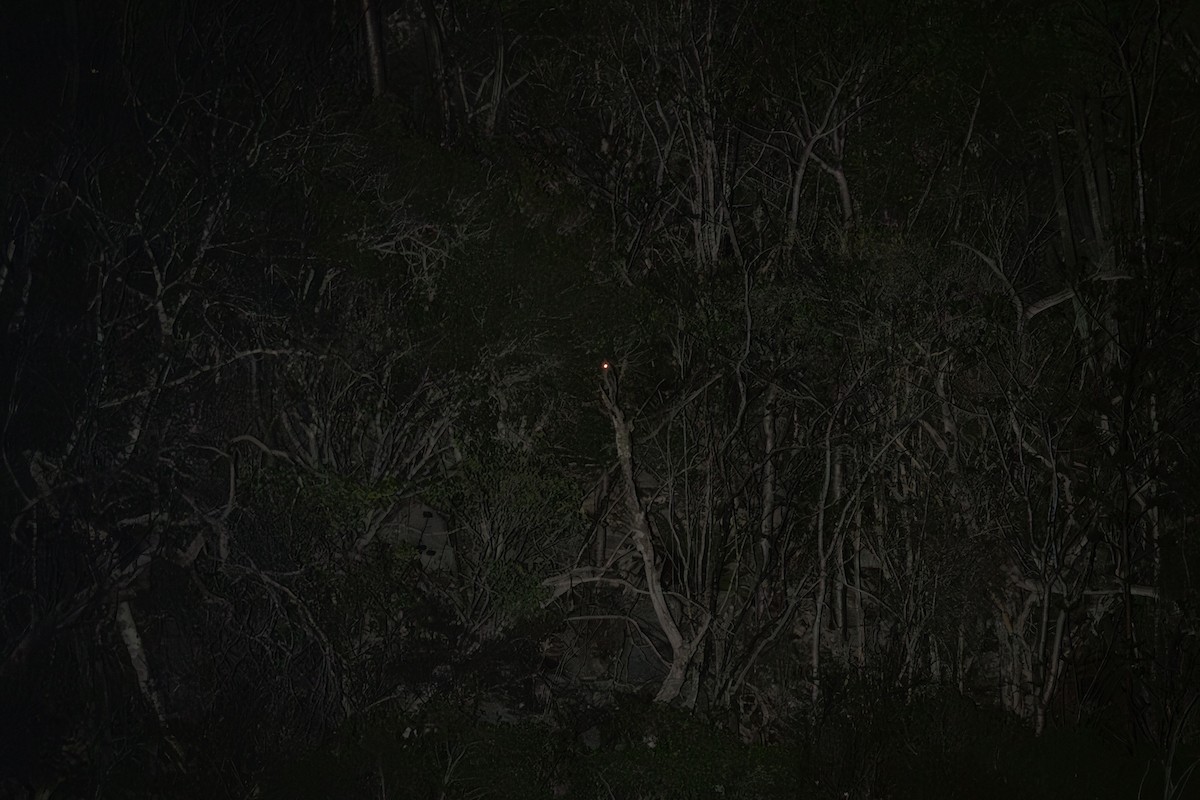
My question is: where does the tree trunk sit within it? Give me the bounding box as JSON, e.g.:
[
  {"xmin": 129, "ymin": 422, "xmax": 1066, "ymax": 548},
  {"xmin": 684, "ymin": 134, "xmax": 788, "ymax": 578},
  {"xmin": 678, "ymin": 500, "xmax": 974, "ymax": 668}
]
[
  {"xmin": 116, "ymin": 601, "xmax": 167, "ymax": 723},
  {"xmin": 811, "ymin": 415, "xmax": 838, "ymax": 706},
  {"xmin": 420, "ymin": 0, "xmax": 455, "ymax": 142},
  {"xmin": 360, "ymin": 0, "xmax": 389, "ymax": 99},
  {"xmin": 1035, "ymin": 609, "xmax": 1066, "ymax": 736},
  {"xmin": 601, "ymin": 371, "xmax": 709, "ymax": 704}
]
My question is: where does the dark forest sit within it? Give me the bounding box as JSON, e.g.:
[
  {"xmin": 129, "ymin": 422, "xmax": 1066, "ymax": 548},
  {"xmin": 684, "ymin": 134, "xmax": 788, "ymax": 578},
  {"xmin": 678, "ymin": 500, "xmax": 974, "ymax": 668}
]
[{"xmin": 2, "ymin": 0, "xmax": 1199, "ymax": 797}]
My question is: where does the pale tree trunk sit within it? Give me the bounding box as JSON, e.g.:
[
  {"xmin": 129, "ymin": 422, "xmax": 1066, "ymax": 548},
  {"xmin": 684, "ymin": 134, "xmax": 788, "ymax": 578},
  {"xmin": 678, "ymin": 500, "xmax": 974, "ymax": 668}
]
[
  {"xmin": 771, "ymin": 62, "xmax": 862, "ymax": 262},
  {"xmin": 855, "ymin": 498, "xmax": 873, "ymax": 670},
  {"xmin": 116, "ymin": 601, "xmax": 169, "ymax": 726},
  {"xmin": 1071, "ymin": 95, "xmax": 1113, "ymax": 272},
  {"xmin": 361, "ymin": 0, "xmax": 389, "ymax": 99},
  {"xmin": 783, "ymin": 139, "xmax": 814, "ymax": 263},
  {"xmin": 116, "ymin": 600, "xmax": 184, "ymax": 763},
  {"xmin": 483, "ymin": 7, "xmax": 505, "ymax": 137},
  {"xmin": 811, "ymin": 414, "xmax": 839, "ymax": 706},
  {"xmin": 759, "ymin": 384, "xmax": 778, "ymax": 588},
  {"xmin": 420, "ymin": 0, "xmax": 454, "ymax": 142},
  {"xmin": 1118, "ymin": 44, "xmax": 1155, "ymax": 273},
  {"xmin": 812, "ymin": 125, "xmax": 855, "ymax": 239},
  {"xmin": 1034, "ymin": 609, "xmax": 1066, "ymax": 736},
  {"xmin": 956, "ymin": 619, "xmax": 967, "ymax": 693},
  {"xmin": 1048, "ymin": 128, "xmax": 1079, "ymax": 275},
  {"xmin": 900, "ymin": 506, "xmax": 918, "ymax": 690},
  {"xmin": 833, "ymin": 530, "xmax": 847, "ymax": 665},
  {"xmin": 994, "ymin": 590, "xmax": 1037, "ymax": 720},
  {"xmin": 600, "ymin": 370, "xmax": 709, "ymax": 703}
]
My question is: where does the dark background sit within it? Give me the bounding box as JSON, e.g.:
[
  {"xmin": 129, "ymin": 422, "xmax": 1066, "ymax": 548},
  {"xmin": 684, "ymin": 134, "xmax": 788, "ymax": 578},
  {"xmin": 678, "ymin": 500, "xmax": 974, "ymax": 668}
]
[{"xmin": 2, "ymin": 0, "xmax": 1199, "ymax": 797}]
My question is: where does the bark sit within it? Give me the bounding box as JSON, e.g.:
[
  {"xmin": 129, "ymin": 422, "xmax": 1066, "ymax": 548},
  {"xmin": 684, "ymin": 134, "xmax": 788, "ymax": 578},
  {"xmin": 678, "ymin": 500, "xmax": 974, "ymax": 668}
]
[
  {"xmin": 759, "ymin": 384, "xmax": 778, "ymax": 576},
  {"xmin": 116, "ymin": 600, "xmax": 172, "ymax": 732},
  {"xmin": 783, "ymin": 144, "xmax": 814, "ymax": 261},
  {"xmin": 483, "ymin": 8, "xmax": 505, "ymax": 136},
  {"xmin": 1035, "ymin": 609, "xmax": 1066, "ymax": 736},
  {"xmin": 420, "ymin": 0, "xmax": 455, "ymax": 142},
  {"xmin": 1047, "ymin": 128, "xmax": 1078, "ymax": 275},
  {"xmin": 811, "ymin": 413, "xmax": 838, "ymax": 706},
  {"xmin": 1071, "ymin": 95, "xmax": 1112, "ymax": 271},
  {"xmin": 361, "ymin": 0, "xmax": 389, "ymax": 99},
  {"xmin": 600, "ymin": 372, "xmax": 709, "ymax": 703},
  {"xmin": 833, "ymin": 531, "xmax": 847, "ymax": 663},
  {"xmin": 1120, "ymin": 51, "xmax": 1154, "ymax": 273}
]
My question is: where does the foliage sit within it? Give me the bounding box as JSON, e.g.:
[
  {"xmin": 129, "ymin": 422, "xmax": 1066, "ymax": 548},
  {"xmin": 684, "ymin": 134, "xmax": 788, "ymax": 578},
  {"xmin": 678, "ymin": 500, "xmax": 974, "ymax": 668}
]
[
  {"xmin": 426, "ymin": 442, "xmax": 583, "ymax": 629},
  {"xmin": 3, "ymin": 0, "xmax": 1200, "ymax": 796},
  {"xmin": 259, "ymin": 691, "xmax": 1157, "ymax": 799}
]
